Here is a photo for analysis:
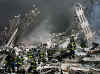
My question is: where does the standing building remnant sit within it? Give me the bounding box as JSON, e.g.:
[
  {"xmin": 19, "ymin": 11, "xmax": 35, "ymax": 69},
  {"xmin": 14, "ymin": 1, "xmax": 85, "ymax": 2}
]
[{"xmin": 73, "ymin": 3, "xmax": 94, "ymax": 47}]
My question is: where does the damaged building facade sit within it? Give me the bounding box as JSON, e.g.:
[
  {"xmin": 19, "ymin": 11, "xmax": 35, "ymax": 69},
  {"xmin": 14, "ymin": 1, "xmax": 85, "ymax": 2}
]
[{"xmin": 0, "ymin": 0, "xmax": 100, "ymax": 74}]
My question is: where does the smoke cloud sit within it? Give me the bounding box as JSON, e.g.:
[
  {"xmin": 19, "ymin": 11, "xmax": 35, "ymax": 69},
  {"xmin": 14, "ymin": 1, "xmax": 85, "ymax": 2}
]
[
  {"xmin": 90, "ymin": 1, "xmax": 100, "ymax": 43},
  {"xmin": 1, "ymin": 0, "xmax": 99, "ymax": 43},
  {"xmin": 22, "ymin": 16, "xmax": 52, "ymax": 42},
  {"xmin": 18, "ymin": 0, "xmax": 73, "ymax": 43},
  {"xmin": 0, "ymin": 0, "xmax": 34, "ymax": 25},
  {"xmin": 91, "ymin": 1, "xmax": 100, "ymax": 30}
]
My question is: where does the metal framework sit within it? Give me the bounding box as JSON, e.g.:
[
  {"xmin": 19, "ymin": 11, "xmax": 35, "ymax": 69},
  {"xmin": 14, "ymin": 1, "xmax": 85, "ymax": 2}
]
[{"xmin": 73, "ymin": 3, "xmax": 94, "ymax": 47}]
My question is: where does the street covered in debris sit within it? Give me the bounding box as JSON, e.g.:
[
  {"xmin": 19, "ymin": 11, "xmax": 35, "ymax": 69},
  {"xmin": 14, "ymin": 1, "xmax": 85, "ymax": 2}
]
[{"xmin": 0, "ymin": 1, "xmax": 100, "ymax": 74}]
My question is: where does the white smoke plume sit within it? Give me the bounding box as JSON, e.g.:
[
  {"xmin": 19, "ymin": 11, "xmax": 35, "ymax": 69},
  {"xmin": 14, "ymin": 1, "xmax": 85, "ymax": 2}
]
[
  {"xmin": 22, "ymin": 16, "xmax": 53, "ymax": 43},
  {"xmin": 90, "ymin": 1, "xmax": 100, "ymax": 43}
]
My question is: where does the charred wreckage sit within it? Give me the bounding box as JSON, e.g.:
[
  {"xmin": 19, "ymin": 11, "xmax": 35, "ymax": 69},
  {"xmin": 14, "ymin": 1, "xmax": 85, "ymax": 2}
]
[{"xmin": 0, "ymin": 3, "xmax": 100, "ymax": 74}]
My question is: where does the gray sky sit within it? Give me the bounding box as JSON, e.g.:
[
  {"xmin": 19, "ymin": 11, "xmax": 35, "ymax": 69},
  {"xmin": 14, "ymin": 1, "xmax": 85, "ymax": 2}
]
[
  {"xmin": 0, "ymin": 0, "xmax": 34, "ymax": 24},
  {"xmin": 0, "ymin": 0, "xmax": 99, "ymax": 32},
  {"xmin": 0, "ymin": 0, "xmax": 100, "ymax": 43},
  {"xmin": 0, "ymin": 0, "xmax": 73, "ymax": 32}
]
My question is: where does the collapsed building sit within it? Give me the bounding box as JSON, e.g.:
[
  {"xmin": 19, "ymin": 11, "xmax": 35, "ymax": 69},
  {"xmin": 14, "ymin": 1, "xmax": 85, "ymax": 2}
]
[
  {"xmin": 0, "ymin": 0, "xmax": 100, "ymax": 74},
  {"xmin": 73, "ymin": 3, "xmax": 94, "ymax": 47}
]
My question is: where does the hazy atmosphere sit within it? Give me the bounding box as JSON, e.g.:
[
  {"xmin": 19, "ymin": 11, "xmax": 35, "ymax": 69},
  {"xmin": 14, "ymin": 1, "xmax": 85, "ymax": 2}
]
[{"xmin": 0, "ymin": 0, "xmax": 100, "ymax": 42}]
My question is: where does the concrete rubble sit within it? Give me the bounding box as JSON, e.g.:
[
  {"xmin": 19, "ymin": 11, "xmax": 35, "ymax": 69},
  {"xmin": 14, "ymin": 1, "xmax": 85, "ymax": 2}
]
[{"xmin": 0, "ymin": 2, "xmax": 100, "ymax": 74}]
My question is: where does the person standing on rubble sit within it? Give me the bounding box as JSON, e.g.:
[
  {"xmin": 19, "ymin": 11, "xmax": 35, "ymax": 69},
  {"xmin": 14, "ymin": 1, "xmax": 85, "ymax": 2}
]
[
  {"xmin": 4, "ymin": 47, "xmax": 16, "ymax": 73},
  {"xmin": 67, "ymin": 35, "xmax": 76, "ymax": 59},
  {"xmin": 39, "ymin": 49, "xmax": 46, "ymax": 63},
  {"xmin": 28, "ymin": 59, "xmax": 38, "ymax": 74},
  {"xmin": 16, "ymin": 53, "xmax": 24, "ymax": 73}
]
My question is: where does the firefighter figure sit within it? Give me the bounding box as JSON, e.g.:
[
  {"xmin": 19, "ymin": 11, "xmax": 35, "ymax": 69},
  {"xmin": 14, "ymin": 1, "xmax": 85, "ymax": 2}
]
[
  {"xmin": 4, "ymin": 55, "xmax": 16, "ymax": 73},
  {"xmin": 28, "ymin": 59, "xmax": 38, "ymax": 74},
  {"xmin": 38, "ymin": 49, "xmax": 46, "ymax": 63},
  {"xmin": 68, "ymin": 35, "xmax": 76, "ymax": 59},
  {"xmin": 26, "ymin": 49, "xmax": 38, "ymax": 74},
  {"xmin": 16, "ymin": 55, "xmax": 24, "ymax": 73},
  {"xmin": 4, "ymin": 48, "xmax": 16, "ymax": 73}
]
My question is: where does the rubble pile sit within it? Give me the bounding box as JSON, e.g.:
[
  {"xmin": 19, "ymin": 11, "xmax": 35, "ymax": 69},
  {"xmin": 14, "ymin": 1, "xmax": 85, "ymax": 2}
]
[{"xmin": 0, "ymin": 2, "xmax": 100, "ymax": 74}]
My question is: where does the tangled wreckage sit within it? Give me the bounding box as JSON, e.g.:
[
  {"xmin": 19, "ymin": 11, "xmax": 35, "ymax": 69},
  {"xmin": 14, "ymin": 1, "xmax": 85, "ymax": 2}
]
[{"xmin": 0, "ymin": 3, "xmax": 100, "ymax": 74}]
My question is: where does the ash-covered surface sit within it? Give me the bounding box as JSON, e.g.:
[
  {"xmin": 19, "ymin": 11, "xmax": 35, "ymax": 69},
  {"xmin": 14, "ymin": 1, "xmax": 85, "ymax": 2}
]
[{"xmin": 0, "ymin": 1, "xmax": 100, "ymax": 74}]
